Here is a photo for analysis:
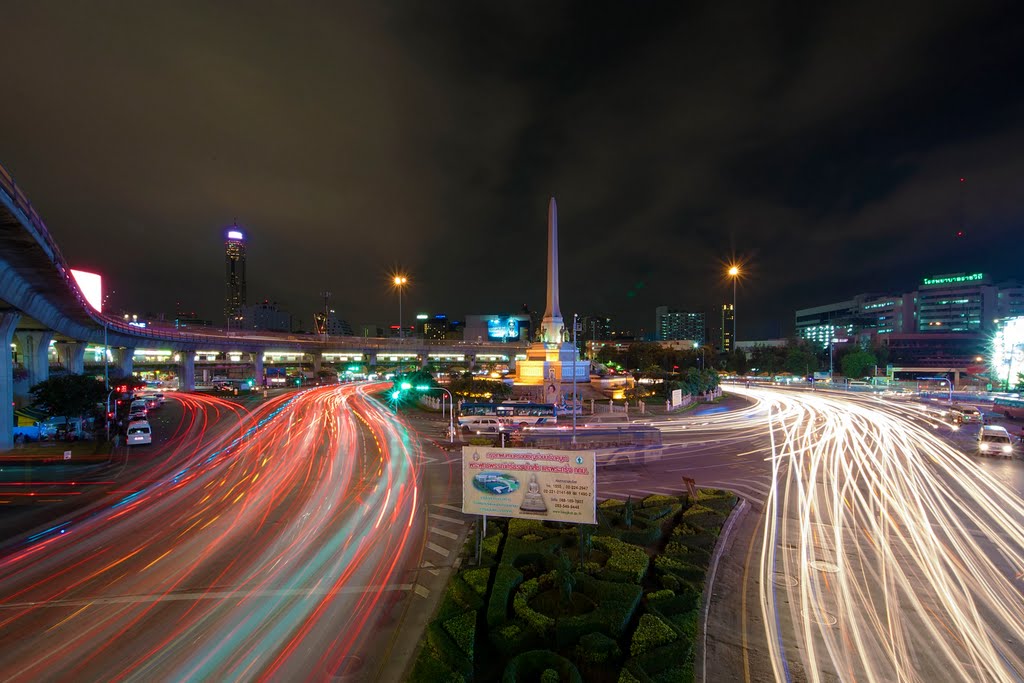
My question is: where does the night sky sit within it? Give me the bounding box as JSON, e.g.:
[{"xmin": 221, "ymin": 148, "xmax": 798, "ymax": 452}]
[{"xmin": 2, "ymin": 3, "xmax": 1023, "ymax": 339}]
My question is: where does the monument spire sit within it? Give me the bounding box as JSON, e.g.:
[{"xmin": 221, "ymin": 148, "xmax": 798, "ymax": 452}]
[{"xmin": 540, "ymin": 197, "xmax": 564, "ymax": 343}]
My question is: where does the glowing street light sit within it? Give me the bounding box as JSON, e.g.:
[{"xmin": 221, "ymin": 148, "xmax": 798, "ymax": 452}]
[
  {"xmin": 392, "ymin": 274, "xmax": 409, "ymax": 340},
  {"xmin": 727, "ymin": 264, "xmax": 741, "ymax": 351}
]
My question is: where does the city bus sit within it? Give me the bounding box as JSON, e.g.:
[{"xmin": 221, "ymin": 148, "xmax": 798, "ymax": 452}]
[
  {"xmin": 458, "ymin": 401, "xmax": 558, "ymax": 429},
  {"xmin": 993, "ymin": 396, "xmax": 1024, "ymax": 420}
]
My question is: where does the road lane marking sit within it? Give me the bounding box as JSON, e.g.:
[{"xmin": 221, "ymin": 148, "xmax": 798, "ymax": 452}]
[
  {"xmin": 429, "ymin": 513, "xmax": 467, "ymax": 526},
  {"xmin": 429, "ymin": 526, "xmax": 460, "ymax": 541},
  {"xmin": 426, "ymin": 541, "xmax": 451, "ymax": 558}
]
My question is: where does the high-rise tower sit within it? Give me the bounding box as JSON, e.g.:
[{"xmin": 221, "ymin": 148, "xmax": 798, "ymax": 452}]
[{"xmin": 224, "ymin": 227, "xmax": 247, "ymax": 322}]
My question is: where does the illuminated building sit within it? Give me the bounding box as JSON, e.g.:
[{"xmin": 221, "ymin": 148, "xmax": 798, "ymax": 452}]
[
  {"xmin": 655, "ymin": 307, "xmax": 705, "ymax": 344},
  {"xmin": 914, "ymin": 272, "xmax": 995, "ymax": 332},
  {"xmin": 721, "ymin": 304, "xmax": 735, "ymax": 352},
  {"xmin": 224, "ymin": 227, "xmax": 247, "ymax": 322},
  {"xmin": 239, "ymin": 300, "xmax": 292, "ymax": 332}
]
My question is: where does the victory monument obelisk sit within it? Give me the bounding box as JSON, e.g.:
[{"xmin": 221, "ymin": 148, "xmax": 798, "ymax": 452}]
[{"xmin": 515, "ymin": 197, "xmax": 589, "ymax": 399}]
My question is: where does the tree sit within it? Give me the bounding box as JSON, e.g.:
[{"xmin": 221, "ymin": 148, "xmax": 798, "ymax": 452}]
[
  {"xmin": 30, "ymin": 374, "xmax": 107, "ymax": 424},
  {"xmin": 784, "ymin": 343, "xmax": 819, "ymax": 375},
  {"xmin": 841, "ymin": 349, "xmax": 877, "ymax": 379}
]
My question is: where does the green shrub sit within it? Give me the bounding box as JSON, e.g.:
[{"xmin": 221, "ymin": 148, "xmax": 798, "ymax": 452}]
[
  {"xmin": 481, "ymin": 531, "xmax": 504, "ymax": 564},
  {"xmin": 681, "ymin": 504, "xmax": 726, "ymax": 532},
  {"xmin": 462, "ymin": 567, "xmax": 490, "ymax": 596},
  {"xmin": 659, "ymin": 573, "xmax": 681, "ymax": 591},
  {"xmin": 523, "ymin": 533, "xmax": 543, "ymax": 543},
  {"xmin": 655, "ymin": 556, "xmax": 705, "ymax": 582},
  {"xmin": 488, "ymin": 565, "xmax": 524, "ymax": 627},
  {"xmin": 630, "ymin": 613, "xmax": 678, "ymax": 657},
  {"xmin": 618, "ymin": 668, "xmax": 642, "ymax": 683},
  {"xmin": 630, "ymin": 639, "xmax": 694, "ymax": 682},
  {"xmin": 621, "ymin": 523, "xmax": 663, "ymax": 547},
  {"xmin": 594, "ymin": 536, "xmax": 650, "ymax": 583},
  {"xmin": 409, "ymin": 643, "xmax": 466, "ymax": 683},
  {"xmin": 582, "ymin": 576, "xmax": 643, "ymax": 636},
  {"xmin": 646, "ymin": 589, "xmax": 675, "ymax": 603},
  {"xmin": 541, "ymin": 669, "xmax": 559, "ymax": 683},
  {"xmin": 443, "ymin": 610, "xmax": 476, "ymax": 660},
  {"xmin": 575, "ymin": 631, "xmax": 622, "ymax": 665},
  {"xmin": 426, "ymin": 620, "xmax": 473, "ymax": 678},
  {"xmin": 637, "ymin": 504, "xmax": 673, "ymax": 522},
  {"xmin": 502, "ymin": 650, "xmax": 583, "ymax": 683},
  {"xmin": 437, "ymin": 576, "xmax": 481, "ymax": 622},
  {"xmin": 582, "ymin": 561, "xmax": 602, "ymax": 576},
  {"xmin": 489, "ymin": 619, "xmax": 539, "ymax": 658},
  {"xmin": 650, "ymin": 592, "xmax": 700, "ymax": 617},
  {"xmin": 599, "ymin": 498, "xmax": 626, "ymax": 509},
  {"xmin": 668, "ymin": 608, "xmax": 700, "ymax": 639},
  {"xmin": 513, "ymin": 578, "xmax": 555, "ymax": 636},
  {"xmin": 641, "ymin": 493, "xmax": 680, "ymax": 508},
  {"xmin": 509, "ymin": 517, "xmax": 553, "ymax": 538}
]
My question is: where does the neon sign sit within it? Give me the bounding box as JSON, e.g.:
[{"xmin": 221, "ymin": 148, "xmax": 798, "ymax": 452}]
[
  {"xmin": 227, "ymin": 230, "xmax": 244, "ymax": 240},
  {"xmin": 921, "ymin": 273, "xmax": 984, "ymax": 287}
]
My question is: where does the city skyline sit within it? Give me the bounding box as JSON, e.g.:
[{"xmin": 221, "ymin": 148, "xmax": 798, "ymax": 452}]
[{"xmin": 1, "ymin": 5, "xmax": 1023, "ymax": 338}]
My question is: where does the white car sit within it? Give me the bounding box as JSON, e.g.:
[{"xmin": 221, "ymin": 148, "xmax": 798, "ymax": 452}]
[
  {"xmin": 978, "ymin": 425, "xmax": 1013, "ymax": 457},
  {"xmin": 126, "ymin": 420, "xmax": 152, "ymax": 446}
]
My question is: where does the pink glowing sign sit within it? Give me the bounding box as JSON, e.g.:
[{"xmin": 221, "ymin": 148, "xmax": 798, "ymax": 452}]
[{"xmin": 70, "ymin": 269, "xmax": 103, "ymax": 312}]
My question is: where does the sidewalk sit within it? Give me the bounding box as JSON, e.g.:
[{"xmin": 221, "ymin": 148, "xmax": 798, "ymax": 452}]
[{"xmin": 0, "ymin": 440, "xmax": 110, "ymax": 464}]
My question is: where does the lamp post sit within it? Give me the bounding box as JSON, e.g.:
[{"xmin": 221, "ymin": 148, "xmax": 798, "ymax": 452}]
[
  {"xmin": 694, "ymin": 341, "xmax": 706, "ymax": 370},
  {"xmin": 829, "ymin": 337, "xmax": 837, "ymax": 380},
  {"xmin": 393, "ymin": 275, "xmax": 408, "ymax": 340},
  {"xmin": 727, "ymin": 265, "xmax": 740, "ymax": 353},
  {"xmin": 420, "ymin": 385, "xmax": 455, "ymax": 443},
  {"xmin": 320, "ymin": 290, "xmax": 332, "ymax": 343}
]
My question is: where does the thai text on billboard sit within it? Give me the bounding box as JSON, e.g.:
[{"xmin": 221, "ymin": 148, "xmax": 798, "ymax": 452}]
[{"xmin": 462, "ymin": 446, "xmax": 596, "ymax": 524}]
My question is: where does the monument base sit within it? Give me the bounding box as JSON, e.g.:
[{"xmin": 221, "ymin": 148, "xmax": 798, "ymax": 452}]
[{"xmin": 515, "ymin": 343, "xmax": 590, "ymax": 385}]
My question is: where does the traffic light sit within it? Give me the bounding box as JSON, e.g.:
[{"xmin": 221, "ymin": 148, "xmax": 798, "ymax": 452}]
[
  {"xmin": 400, "ymin": 382, "xmax": 412, "ymax": 391},
  {"xmin": 391, "ymin": 390, "xmax": 402, "ymax": 400}
]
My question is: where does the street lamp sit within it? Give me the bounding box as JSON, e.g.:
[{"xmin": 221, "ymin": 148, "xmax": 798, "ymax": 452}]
[
  {"xmin": 414, "ymin": 384, "xmax": 455, "ymax": 444},
  {"xmin": 727, "ymin": 265, "xmax": 740, "ymax": 352},
  {"xmin": 393, "ymin": 275, "xmax": 408, "ymax": 340},
  {"xmin": 693, "ymin": 341, "xmax": 706, "ymax": 370}
]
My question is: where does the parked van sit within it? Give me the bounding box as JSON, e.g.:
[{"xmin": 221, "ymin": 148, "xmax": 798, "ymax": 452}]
[
  {"xmin": 977, "ymin": 425, "xmax": 1013, "ymax": 457},
  {"xmin": 126, "ymin": 420, "xmax": 152, "ymax": 446}
]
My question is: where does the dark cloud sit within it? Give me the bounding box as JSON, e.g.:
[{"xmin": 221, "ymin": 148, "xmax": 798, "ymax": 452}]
[{"xmin": 1, "ymin": 2, "xmax": 1022, "ymax": 339}]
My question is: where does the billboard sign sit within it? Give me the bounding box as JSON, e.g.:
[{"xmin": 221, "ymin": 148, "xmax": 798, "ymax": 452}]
[
  {"xmin": 462, "ymin": 446, "xmax": 596, "ymax": 524},
  {"xmin": 70, "ymin": 269, "xmax": 103, "ymax": 312},
  {"xmin": 488, "ymin": 317, "xmax": 520, "ymax": 341}
]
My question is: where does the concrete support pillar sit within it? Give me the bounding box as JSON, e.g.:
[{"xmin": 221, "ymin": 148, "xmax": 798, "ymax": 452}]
[
  {"xmin": 1, "ymin": 313, "xmax": 21, "ymax": 450},
  {"xmin": 57, "ymin": 341, "xmax": 86, "ymax": 374},
  {"xmin": 116, "ymin": 347, "xmax": 135, "ymax": 378},
  {"xmin": 179, "ymin": 352, "xmax": 195, "ymax": 392},
  {"xmin": 367, "ymin": 353, "xmax": 377, "ymax": 367},
  {"xmin": 253, "ymin": 351, "xmax": 265, "ymax": 387},
  {"xmin": 14, "ymin": 330, "xmax": 52, "ymax": 389},
  {"xmin": 420, "ymin": 355, "xmax": 429, "ymax": 369},
  {"xmin": 467, "ymin": 354, "xmax": 476, "ymax": 370},
  {"xmin": 312, "ymin": 354, "xmax": 322, "ymax": 374},
  {"xmin": 508, "ymin": 357, "xmax": 517, "ymax": 371}
]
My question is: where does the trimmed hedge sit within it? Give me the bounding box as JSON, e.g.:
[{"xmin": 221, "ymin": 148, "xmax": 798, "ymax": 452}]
[
  {"xmin": 513, "ymin": 577, "xmax": 555, "ymax": 636},
  {"xmin": 599, "ymin": 498, "xmax": 626, "ymax": 509},
  {"xmin": 462, "ymin": 567, "xmax": 491, "ymax": 597},
  {"xmin": 489, "ymin": 619, "xmax": 539, "ymax": 658},
  {"xmin": 630, "ymin": 613, "xmax": 677, "ymax": 656},
  {"xmin": 409, "ymin": 643, "xmax": 466, "ymax": 683},
  {"xmin": 594, "ymin": 536, "xmax": 650, "ymax": 583},
  {"xmin": 502, "ymin": 650, "xmax": 583, "ymax": 683},
  {"xmin": 628, "ymin": 638, "xmax": 694, "ymax": 682},
  {"xmin": 482, "ymin": 531, "xmax": 504, "ymax": 564},
  {"xmin": 618, "ymin": 668, "xmax": 642, "ymax": 683},
  {"xmin": 640, "ymin": 493, "xmax": 680, "ymax": 508},
  {"xmin": 575, "ymin": 631, "xmax": 622, "ymax": 665},
  {"xmin": 645, "ymin": 589, "xmax": 675, "ymax": 604},
  {"xmin": 509, "ymin": 517, "xmax": 564, "ymax": 538},
  {"xmin": 426, "ymin": 619, "xmax": 473, "ymax": 679},
  {"xmin": 443, "ymin": 610, "xmax": 477, "ymax": 660},
  {"xmin": 654, "ymin": 556, "xmax": 705, "ymax": 582},
  {"xmin": 488, "ymin": 565, "xmax": 524, "ymax": 627}
]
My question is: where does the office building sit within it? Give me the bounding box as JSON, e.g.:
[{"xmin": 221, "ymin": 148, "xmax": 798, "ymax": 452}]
[
  {"xmin": 239, "ymin": 300, "xmax": 292, "ymax": 332},
  {"xmin": 721, "ymin": 304, "xmax": 735, "ymax": 352},
  {"xmin": 655, "ymin": 307, "xmax": 705, "ymax": 344},
  {"xmin": 224, "ymin": 227, "xmax": 247, "ymax": 321},
  {"xmin": 579, "ymin": 314, "xmax": 615, "ymax": 343},
  {"xmin": 914, "ymin": 272, "xmax": 996, "ymax": 333},
  {"xmin": 314, "ymin": 311, "xmax": 354, "ymax": 337}
]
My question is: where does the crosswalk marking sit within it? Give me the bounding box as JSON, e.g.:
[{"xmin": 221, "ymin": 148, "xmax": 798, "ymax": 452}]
[
  {"xmin": 426, "ymin": 541, "xmax": 451, "ymax": 558},
  {"xmin": 433, "ymin": 503, "xmax": 463, "ymax": 513},
  {"xmin": 429, "ymin": 526, "xmax": 460, "ymax": 541},
  {"xmin": 429, "ymin": 512, "xmax": 467, "ymax": 526},
  {"xmin": 414, "ymin": 584, "xmax": 430, "ymax": 599}
]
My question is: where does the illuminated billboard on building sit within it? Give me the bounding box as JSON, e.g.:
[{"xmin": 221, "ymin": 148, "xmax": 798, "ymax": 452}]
[
  {"xmin": 488, "ymin": 317, "xmax": 520, "ymax": 341},
  {"xmin": 993, "ymin": 316, "xmax": 1024, "ymax": 390},
  {"xmin": 70, "ymin": 269, "xmax": 102, "ymax": 312}
]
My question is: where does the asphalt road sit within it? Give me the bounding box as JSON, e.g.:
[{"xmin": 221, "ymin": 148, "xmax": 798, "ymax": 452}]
[{"xmin": 0, "ymin": 383, "xmax": 472, "ymax": 681}]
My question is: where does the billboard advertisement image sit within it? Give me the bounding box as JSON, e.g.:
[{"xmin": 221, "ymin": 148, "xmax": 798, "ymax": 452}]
[
  {"xmin": 462, "ymin": 446, "xmax": 596, "ymax": 524},
  {"xmin": 487, "ymin": 317, "xmax": 520, "ymax": 341}
]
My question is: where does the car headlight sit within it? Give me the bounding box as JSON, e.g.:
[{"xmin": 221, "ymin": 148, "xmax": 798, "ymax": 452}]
[
  {"xmin": 1003, "ymin": 444, "xmax": 1013, "ymax": 454},
  {"xmin": 979, "ymin": 442, "xmax": 989, "ymax": 451}
]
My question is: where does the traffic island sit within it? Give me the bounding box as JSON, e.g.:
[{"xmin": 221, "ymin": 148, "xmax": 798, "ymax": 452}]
[{"xmin": 408, "ymin": 488, "xmax": 738, "ymax": 682}]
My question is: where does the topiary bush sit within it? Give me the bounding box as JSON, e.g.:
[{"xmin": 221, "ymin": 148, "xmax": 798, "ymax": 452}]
[
  {"xmin": 629, "ymin": 613, "xmax": 678, "ymax": 657},
  {"xmin": 409, "ymin": 643, "xmax": 466, "ymax": 683},
  {"xmin": 462, "ymin": 567, "xmax": 491, "ymax": 597},
  {"xmin": 645, "ymin": 589, "xmax": 675, "ymax": 604},
  {"xmin": 488, "ymin": 565, "xmax": 524, "ymax": 628},
  {"xmin": 443, "ymin": 610, "xmax": 477, "ymax": 660},
  {"xmin": 501, "ymin": 650, "xmax": 583, "ymax": 683},
  {"xmin": 641, "ymin": 493, "xmax": 680, "ymax": 508},
  {"xmin": 575, "ymin": 631, "xmax": 622, "ymax": 665},
  {"xmin": 426, "ymin": 619, "xmax": 473, "ymax": 679},
  {"xmin": 593, "ymin": 536, "xmax": 650, "ymax": 583},
  {"xmin": 489, "ymin": 619, "xmax": 539, "ymax": 658},
  {"xmin": 541, "ymin": 669, "xmax": 559, "ymax": 683},
  {"xmin": 513, "ymin": 577, "xmax": 555, "ymax": 636}
]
